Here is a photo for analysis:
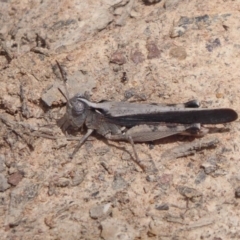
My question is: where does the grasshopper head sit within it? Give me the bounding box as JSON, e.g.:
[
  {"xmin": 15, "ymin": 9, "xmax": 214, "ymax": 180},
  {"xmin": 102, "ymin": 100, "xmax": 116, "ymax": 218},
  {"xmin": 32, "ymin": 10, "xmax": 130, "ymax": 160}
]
[{"xmin": 58, "ymin": 93, "xmax": 88, "ymax": 132}]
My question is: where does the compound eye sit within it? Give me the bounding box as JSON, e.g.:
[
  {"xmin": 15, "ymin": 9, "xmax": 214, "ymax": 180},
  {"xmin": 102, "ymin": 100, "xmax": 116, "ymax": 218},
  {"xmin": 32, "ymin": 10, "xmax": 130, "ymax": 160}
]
[{"xmin": 71, "ymin": 100, "xmax": 85, "ymax": 116}]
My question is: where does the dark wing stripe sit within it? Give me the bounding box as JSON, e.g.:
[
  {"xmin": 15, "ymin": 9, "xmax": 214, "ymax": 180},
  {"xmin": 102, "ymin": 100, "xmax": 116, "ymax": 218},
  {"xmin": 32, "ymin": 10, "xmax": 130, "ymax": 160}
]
[{"xmin": 105, "ymin": 109, "xmax": 238, "ymax": 127}]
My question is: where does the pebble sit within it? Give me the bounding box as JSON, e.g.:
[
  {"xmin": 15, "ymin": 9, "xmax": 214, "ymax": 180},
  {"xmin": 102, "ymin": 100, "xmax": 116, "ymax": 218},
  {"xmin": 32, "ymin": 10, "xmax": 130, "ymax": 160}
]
[
  {"xmin": 8, "ymin": 172, "xmax": 24, "ymax": 186},
  {"xmin": 71, "ymin": 170, "xmax": 86, "ymax": 186},
  {"xmin": 89, "ymin": 203, "xmax": 112, "ymax": 219},
  {"xmin": 177, "ymin": 185, "xmax": 202, "ymax": 202},
  {"xmin": 169, "ymin": 46, "xmax": 187, "ymax": 60},
  {"xmin": 55, "ymin": 178, "xmax": 70, "ymax": 187},
  {"xmin": 112, "ymin": 175, "xmax": 128, "ymax": 191},
  {"xmin": 235, "ymin": 187, "xmax": 240, "ymax": 198},
  {"xmin": 92, "ymin": 8, "xmax": 113, "ymax": 31},
  {"xmin": 155, "ymin": 203, "xmax": 169, "ymax": 211},
  {"xmin": 130, "ymin": 50, "xmax": 145, "ymax": 64},
  {"xmin": 194, "ymin": 169, "xmax": 207, "ymax": 185},
  {"xmin": 110, "ymin": 50, "xmax": 126, "ymax": 65},
  {"xmin": 146, "ymin": 41, "xmax": 161, "ymax": 59}
]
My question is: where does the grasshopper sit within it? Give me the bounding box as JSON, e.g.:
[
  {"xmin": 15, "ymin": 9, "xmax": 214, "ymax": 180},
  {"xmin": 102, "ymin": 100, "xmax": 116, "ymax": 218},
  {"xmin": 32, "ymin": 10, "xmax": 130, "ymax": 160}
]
[{"xmin": 56, "ymin": 63, "xmax": 238, "ymax": 168}]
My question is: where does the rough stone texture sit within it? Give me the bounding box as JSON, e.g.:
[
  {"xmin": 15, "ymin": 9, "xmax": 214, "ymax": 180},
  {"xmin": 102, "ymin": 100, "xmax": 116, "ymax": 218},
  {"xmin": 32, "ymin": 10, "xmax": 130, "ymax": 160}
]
[
  {"xmin": 0, "ymin": 174, "xmax": 10, "ymax": 192},
  {"xmin": 0, "ymin": 0, "xmax": 240, "ymax": 239},
  {"xmin": 101, "ymin": 218, "xmax": 139, "ymax": 240},
  {"xmin": 0, "ymin": 155, "xmax": 6, "ymax": 173}
]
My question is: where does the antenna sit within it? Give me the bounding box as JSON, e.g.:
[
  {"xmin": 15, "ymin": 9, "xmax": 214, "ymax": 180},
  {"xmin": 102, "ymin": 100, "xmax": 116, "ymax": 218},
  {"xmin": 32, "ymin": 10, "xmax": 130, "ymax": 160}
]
[{"xmin": 56, "ymin": 61, "xmax": 71, "ymax": 105}]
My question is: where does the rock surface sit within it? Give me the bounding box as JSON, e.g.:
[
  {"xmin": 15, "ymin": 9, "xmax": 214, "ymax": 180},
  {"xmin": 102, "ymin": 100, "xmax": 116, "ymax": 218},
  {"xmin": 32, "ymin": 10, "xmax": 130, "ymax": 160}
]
[{"xmin": 0, "ymin": 0, "xmax": 239, "ymax": 239}]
